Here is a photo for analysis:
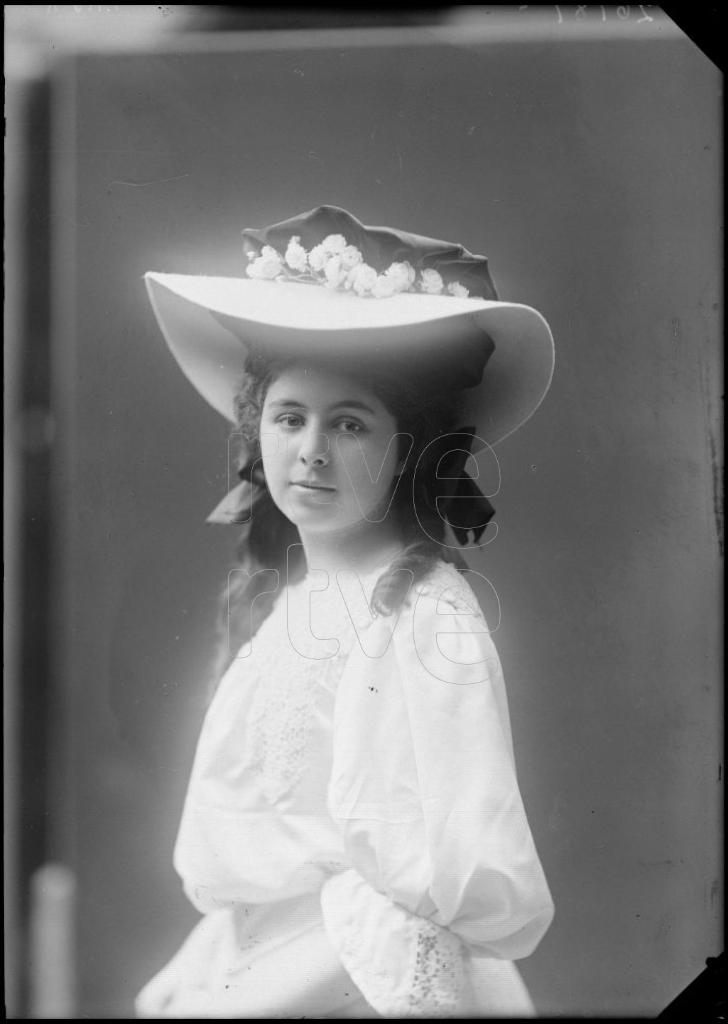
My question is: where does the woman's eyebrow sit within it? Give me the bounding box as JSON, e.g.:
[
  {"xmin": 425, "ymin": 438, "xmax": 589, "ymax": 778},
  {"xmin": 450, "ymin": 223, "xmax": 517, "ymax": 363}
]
[
  {"xmin": 266, "ymin": 399, "xmax": 306, "ymax": 409},
  {"xmin": 267, "ymin": 398, "xmax": 376, "ymax": 415},
  {"xmin": 327, "ymin": 400, "xmax": 376, "ymax": 415}
]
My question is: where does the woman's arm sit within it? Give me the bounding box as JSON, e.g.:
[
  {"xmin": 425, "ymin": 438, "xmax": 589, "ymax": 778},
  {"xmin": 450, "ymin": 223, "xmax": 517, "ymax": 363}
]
[{"xmin": 322, "ymin": 575, "xmax": 554, "ymax": 1016}]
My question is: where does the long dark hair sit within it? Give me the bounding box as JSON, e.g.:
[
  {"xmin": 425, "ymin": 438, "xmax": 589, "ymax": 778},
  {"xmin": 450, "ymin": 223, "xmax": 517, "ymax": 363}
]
[{"xmin": 210, "ymin": 346, "xmax": 471, "ymax": 684}]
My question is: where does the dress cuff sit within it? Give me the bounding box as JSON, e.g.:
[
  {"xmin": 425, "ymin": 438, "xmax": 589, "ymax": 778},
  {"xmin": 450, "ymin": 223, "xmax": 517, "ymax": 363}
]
[{"xmin": 320, "ymin": 868, "xmax": 466, "ymax": 1018}]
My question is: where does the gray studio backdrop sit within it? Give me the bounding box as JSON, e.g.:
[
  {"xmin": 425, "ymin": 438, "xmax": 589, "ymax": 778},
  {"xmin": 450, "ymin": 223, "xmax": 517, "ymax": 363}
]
[{"xmin": 45, "ymin": 19, "xmax": 720, "ymax": 1018}]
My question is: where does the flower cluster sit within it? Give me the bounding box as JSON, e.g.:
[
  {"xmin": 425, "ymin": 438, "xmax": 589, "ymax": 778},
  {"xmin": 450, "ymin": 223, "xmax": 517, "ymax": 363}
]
[{"xmin": 246, "ymin": 233, "xmax": 470, "ymax": 299}]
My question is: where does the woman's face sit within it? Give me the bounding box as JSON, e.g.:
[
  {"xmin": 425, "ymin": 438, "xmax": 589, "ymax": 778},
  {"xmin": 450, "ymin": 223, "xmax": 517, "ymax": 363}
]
[{"xmin": 260, "ymin": 363, "xmax": 404, "ymax": 538}]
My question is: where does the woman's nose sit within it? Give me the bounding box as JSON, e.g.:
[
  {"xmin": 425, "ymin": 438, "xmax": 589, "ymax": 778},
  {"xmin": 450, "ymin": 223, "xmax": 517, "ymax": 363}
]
[{"xmin": 298, "ymin": 430, "xmax": 330, "ymax": 467}]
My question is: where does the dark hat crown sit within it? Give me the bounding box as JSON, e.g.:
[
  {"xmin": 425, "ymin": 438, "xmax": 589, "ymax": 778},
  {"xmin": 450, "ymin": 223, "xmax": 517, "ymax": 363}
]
[{"xmin": 242, "ymin": 205, "xmax": 499, "ymax": 301}]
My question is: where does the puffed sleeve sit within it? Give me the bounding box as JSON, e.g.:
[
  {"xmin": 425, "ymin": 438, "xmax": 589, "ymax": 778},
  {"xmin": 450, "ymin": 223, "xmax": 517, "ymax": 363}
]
[{"xmin": 320, "ymin": 570, "xmax": 554, "ymax": 1017}]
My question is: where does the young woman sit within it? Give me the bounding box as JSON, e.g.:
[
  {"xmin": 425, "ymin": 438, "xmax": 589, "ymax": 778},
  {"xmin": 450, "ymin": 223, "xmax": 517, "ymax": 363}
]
[{"xmin": 136, "ymin": 205, "xmax": 556, "ymax": 1018}]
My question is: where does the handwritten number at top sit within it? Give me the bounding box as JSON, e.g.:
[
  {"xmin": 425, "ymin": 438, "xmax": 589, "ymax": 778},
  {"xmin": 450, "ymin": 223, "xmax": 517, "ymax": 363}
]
[{"xmin": 525, "ymin": 5, "xmax": 654, "ymax": 23}]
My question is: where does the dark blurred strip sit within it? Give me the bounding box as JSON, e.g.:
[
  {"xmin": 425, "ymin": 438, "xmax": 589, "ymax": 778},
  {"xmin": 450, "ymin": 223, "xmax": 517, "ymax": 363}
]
[
  {"xmin": 4, "ymin": 62, "xmax": 24, "ymax": 1024},
  {"xmin": 6, "ymin": 74, "xmax": 53, "ymax": 1019},
  {"xmin": 186, "ymin": 6, "xmax": 450, "ymax": 31}
]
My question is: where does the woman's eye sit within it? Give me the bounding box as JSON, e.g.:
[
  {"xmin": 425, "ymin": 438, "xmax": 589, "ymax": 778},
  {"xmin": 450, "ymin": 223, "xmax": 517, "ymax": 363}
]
[
  {"xmin": 336, "ymin": 419, "xmax": 364, "ymax": 434},
  {"xmin": 276, "ymin": 413, "xmax": 303, "ymax": 428}
]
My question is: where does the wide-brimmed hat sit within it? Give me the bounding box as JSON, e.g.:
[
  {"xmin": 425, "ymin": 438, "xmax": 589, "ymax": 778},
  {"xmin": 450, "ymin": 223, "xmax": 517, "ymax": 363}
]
[
  {"xmin": 144, "ymin": 205, "xmax": 554, "ymax": 527},
  {"xmin": 146, "ymin": 205, "xmax": 554, "ymax": 438}
]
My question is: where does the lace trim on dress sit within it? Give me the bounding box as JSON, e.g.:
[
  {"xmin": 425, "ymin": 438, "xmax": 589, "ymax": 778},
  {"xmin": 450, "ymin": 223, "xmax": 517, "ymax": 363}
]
[
  {"xmin": 320, "ymin": 869, "xmax": 465, "ymax": 1018},
  {"xmin": 248, "ymin": 582, "xmax": 360, "ymax": 804},
  {"xmin": 248, "ymin": 667, "xmax": 323, "ymax": 805},
  {"xmin": 406, "ymin": 917, "xmax": 464, "ymax": 1017}
]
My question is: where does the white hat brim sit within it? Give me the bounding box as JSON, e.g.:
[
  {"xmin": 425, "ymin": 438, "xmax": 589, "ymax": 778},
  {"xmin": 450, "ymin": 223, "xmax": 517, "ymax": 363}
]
[{"xmin": 144, "ymin": 272, "xmax": 554, "ymax": 448}]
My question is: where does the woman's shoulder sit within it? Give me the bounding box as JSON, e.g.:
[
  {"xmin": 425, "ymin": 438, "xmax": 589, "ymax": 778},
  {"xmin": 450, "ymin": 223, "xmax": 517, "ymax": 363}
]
[{"xmin": 385, "ymin": 557, "xmax": 500, "ymax": 689}]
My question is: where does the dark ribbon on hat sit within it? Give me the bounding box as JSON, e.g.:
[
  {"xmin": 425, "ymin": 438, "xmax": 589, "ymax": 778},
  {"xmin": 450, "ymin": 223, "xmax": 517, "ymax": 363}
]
[
  {"xmin": 419, "ymin": 427, "xmax": 495, "ymax": 546},
  {"xmin": 242, "ymin": 204, "xmax": 500, "ymax": 301}
]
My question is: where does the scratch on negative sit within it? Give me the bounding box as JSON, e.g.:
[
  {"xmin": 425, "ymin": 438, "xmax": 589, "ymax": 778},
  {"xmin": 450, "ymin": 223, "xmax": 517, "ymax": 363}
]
[
  {"xmin": 700, "ymin": 353, "xmax": 724, "ymax": 557},
  {"xmin": 109, "ymin": 174, "xmax": 190, "ymax": 188},
  {"xmin": 708, "ymin": 426, "xmax": 723, "ymax": 557}
]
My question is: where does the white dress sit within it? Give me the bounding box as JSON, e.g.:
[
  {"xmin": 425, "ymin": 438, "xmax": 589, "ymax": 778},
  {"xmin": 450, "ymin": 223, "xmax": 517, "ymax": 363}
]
[{"xmin": 135, "ymin": 558, "xmax": 554, "ymax": 1018}]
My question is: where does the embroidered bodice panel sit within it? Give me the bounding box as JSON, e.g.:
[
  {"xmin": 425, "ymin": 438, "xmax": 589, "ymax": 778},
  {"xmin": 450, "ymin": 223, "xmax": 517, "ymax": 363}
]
[
  {"xmin": 243, "ymin": 571, "xmax": 369, "ymax": 810},
  {"xmin": 181, "ymin": 566, "xmax": 389, "ymax": 827}
]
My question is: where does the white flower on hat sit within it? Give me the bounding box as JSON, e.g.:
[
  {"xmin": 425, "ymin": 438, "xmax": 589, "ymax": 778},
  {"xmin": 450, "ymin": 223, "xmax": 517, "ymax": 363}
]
[
  {"xmin": 285, "ymin": 236, "xmax": 308, "ymax": 272},
  {"xmin": 385, "ymin": 261, "xmax": 416, "ymax": 293},
  {"xmin": 244, "ymin": 232, "xmax": 473, "ymax": 301},
  {"xmin": 246, "ymin": 245, "xmax": 284, "ymax": 280},
  {"xmin": 349, "ymin": 263, "xmax": 378, "ymax": 296},
  {"xmin": 324, "ymin": 256, "xmax": 347, "ymax": 289},
  {"xmin": 321, "ymin": 234, "xmax": 347, "ymax": 255},
  {"xmin": 340, "ymin": 245, "xmax": 363, "ymax": 270},
  {"xmin": 372, "ymin": 274, "xmax": 397, "ymax": 299},
  {"xmin": 308, "ymin": 244, "xmax": 328, "ymax": 272},
  {"xmin": 419, "ymin": 268, "xmax": 444, "ymax": 295}
]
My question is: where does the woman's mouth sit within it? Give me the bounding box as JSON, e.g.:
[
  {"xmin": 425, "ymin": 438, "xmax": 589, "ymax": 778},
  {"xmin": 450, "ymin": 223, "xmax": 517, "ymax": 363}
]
[{"xmin": 290, "ymin": 480, "xmax": 336, "ymax": 492}]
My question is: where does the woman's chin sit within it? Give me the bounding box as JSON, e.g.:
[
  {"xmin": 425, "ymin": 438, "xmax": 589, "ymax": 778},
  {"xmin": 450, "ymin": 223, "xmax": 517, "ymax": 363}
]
[{"xmin": 281, "ymin": 499, "xmax": 344, "ymax": 528}]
